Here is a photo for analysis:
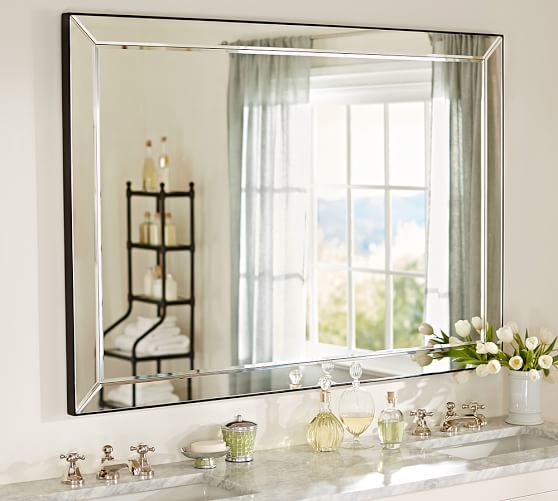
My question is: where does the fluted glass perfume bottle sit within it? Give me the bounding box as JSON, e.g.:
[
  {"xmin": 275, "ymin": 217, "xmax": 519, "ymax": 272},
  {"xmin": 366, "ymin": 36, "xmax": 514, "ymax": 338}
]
[
  {"xmin": 339, "ymin": 362, "xmax": 375, "ymax": 449},
  {"xmin": 378, "ymin": 391, "xmax": 404, "ymax": 450},
  {"xmin": 306, "ymin": 376, "xmax": 344, "ymax": 452}
]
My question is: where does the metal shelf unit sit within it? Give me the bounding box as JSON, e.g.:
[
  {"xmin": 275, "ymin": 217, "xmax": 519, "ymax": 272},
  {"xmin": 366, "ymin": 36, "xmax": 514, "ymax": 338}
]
[{"xmin": 100, "ymin": 181, "xmax": 195, "ymax": 408}]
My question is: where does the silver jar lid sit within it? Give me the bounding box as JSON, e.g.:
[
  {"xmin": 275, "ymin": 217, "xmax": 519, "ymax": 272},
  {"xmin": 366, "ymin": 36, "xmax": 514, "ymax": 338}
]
[{"xmin": 222, "ymin": 414, "xmax": 257, "ymax": 432}]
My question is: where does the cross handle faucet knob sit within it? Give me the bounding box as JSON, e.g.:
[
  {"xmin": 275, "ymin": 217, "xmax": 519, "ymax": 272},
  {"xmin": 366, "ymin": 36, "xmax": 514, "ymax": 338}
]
[
  {"xmin": 60, "ymin": 452, "xmax": 85, "ymax": 464},
  {"xmin": 130, "ymin": 443, "xmax": 155, "ymax": 456},
  {"xmin": 462, "ymin": 401, "xmax": 486, "ymax": 415}
]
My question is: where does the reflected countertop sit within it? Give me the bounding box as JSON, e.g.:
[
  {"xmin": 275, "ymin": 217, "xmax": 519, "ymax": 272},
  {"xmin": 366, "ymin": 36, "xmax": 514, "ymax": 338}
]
[{"xmin": 4, "ymin": 418, "xmax": 558, "ymax": 500}]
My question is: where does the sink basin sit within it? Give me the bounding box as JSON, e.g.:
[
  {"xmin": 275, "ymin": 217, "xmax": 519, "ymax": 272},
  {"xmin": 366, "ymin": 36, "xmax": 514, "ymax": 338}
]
[
  {"xmin": 90, "ymin": 483, "xmax": 251, "ymax": 501},
  {"xmin": 414, "ymin": 431, "xmax": 558, "ymax": 461}
]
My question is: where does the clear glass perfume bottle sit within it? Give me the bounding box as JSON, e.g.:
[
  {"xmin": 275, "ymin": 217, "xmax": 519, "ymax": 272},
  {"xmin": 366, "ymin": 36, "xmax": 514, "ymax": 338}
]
[
  {"xmin": 378, "ymin": 391, "xmax": 404, "ymax": 450},
  {"xmin": 158, "ymin": 136, "xmax": 170, "ymax": 191},
  {"xmin": 339, "ymin": 362, "xmax": 374, "ymax": 449},
  {"xmin": 143, "ymin": 139, "xmax": 158, "ymax": 192},
  {"xmin": 306, "ymin": 376, "xmax": 344, "ymax": 452}
]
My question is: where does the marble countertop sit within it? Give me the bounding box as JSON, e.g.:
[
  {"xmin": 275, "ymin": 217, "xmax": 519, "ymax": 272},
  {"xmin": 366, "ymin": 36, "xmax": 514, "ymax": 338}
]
[{"xmin": 4, "ymin": 418, "xmax": 558, "ymax": 500}]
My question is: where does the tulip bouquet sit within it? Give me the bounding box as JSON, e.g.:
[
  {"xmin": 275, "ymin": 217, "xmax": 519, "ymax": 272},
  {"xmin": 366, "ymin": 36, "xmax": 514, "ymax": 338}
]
[{"xmin": 417, "ymin": 318, "xmax": 558, "ymax": 382}]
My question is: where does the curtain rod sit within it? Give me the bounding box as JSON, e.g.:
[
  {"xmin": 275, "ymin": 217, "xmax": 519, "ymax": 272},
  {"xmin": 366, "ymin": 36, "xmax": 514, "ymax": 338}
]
[{"xmin": 310, "ymin": 29, "xmax": 370, "ymax": 41}]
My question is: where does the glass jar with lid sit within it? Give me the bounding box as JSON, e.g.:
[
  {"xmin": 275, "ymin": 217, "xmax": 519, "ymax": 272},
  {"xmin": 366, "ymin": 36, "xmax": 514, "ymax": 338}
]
[{"xmin": 221, "ymin": 415, "xmax": 258, "ymax": 462}]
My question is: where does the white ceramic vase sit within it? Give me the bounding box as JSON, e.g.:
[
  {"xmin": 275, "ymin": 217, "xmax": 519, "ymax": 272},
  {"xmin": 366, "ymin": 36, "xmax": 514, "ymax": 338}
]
[{"xmin": 506, "ymin": 370, "xmax": 543, "ymax": 425}]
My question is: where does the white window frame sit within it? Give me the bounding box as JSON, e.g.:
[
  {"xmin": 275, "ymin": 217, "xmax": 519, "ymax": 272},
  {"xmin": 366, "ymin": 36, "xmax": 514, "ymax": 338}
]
[{"xmin": 306, "ymin": 61, "xmax": 432, "ymax": 358}]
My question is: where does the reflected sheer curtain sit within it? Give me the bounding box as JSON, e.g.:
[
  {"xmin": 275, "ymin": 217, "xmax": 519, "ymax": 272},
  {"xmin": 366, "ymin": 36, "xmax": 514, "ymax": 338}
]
[
  {"xmin": 427, "ymin": 35, "xmax": 484, "ymax": 332},
  {"xmin": 228, "ymin": 37, "xmax": 312, "ymax": 367}
]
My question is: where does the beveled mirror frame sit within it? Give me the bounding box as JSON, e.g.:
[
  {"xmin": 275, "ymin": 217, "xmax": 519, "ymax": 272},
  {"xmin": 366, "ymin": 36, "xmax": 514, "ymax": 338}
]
[{"xmin": 62, "ymin": 12, "xmax": 503, "ymax": 415}]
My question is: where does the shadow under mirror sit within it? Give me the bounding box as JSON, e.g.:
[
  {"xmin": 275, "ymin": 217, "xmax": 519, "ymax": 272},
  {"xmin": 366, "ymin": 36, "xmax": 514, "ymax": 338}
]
[{"xmin": 63, "ymin": 14, "xmax": 502, "ymax": 413}]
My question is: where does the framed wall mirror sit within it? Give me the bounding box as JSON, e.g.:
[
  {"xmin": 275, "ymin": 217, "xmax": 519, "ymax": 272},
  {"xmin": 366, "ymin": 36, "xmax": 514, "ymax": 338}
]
[{"xmin": 62, "ymin": 13, "xmax": 503, "ymax": 415}]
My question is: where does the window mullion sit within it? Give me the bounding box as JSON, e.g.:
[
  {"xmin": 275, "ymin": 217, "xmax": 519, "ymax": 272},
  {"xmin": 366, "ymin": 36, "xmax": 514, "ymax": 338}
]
[
  {"xmin": 384, "ymin": 103, "xmax": 393, "ymax": 350},
  {"xmin": 347, "ymin": 106, "xmax": 355, "ymax": 351},
  {"xmin": 309, "ymin": 107, "xmax": 318, "ymax": 345}
]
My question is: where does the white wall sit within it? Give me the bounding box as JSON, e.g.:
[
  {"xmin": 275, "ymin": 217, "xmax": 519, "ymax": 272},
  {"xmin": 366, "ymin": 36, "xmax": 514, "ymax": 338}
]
[{"xmin": 1, "ymin": 0, "xmax": 557, "ymax": 486}]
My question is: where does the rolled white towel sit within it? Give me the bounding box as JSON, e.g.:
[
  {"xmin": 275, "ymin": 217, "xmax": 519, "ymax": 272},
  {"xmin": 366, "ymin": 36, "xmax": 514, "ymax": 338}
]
[
  {"xmin": 109, "ymin": 380, "xmax": 173, "ymax": 397},
  {"xmin": 123, "ymin": 323, "xmax": 181, "ymax": 340},
  {"xmin": 113, "ymin": 334, "xmax": 190, "ymax": 355},
  {"xmin": 137, "ymin": 316, "xmax": 176, "ymax": 330},
  {"xmin": 106, "ymin": 387, "xmax": 179, "ymax": 406}
]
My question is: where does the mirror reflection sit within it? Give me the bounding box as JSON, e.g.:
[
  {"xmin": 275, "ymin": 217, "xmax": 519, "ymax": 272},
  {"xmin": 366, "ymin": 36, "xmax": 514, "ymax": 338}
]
[{"xmin": 65, "ymin": 15, "xmax": 502, "ymax": 412}]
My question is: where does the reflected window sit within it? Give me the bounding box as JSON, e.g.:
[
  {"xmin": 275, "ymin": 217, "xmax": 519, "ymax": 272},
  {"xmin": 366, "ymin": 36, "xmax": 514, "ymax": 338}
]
[{"xmin": 307, "ymin": 62, "xmax": 430, "ymax": 353}]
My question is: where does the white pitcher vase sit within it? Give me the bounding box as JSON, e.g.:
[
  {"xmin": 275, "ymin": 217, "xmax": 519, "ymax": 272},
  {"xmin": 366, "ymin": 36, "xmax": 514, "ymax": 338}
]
[{"xmin": 506, "ymin": 370, "xmax": 543, "ymax": 425}]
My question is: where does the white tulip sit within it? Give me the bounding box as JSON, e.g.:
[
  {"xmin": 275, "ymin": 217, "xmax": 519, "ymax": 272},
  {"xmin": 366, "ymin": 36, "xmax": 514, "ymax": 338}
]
[
  {"xmin": 526, "ymin": 336, "xmax": 539, "ymax": 351},
  {"xmin": 538, "ymin": 355, "xmax": 553, "ymax": 370},
  {"xmin": 529, "ymin": 369, "xmax": 541, "ymax": 382},
  {"xmin": 476, "ymin": 342, "xmax": 488, "ymax": 354},
  {"xmin": 472, "ymin": 316, "xmax": 483, "ymax": 331},
  {"xmin": 487, "ymin": 359, "xmax": 502, "ymax": 375},
  {"xmin": 455, "ymin": 320, "xmax": 472, "ymax": 338},
  {"xmin": 453, "ymin": 370, "xmax": 471, "ymax": 384},
  {"xmin": 485, "ymin": 342, "xmax": 499, "ymax": 355},
  {"xmin": 475, "ymin": 364, "xmax": 489, "ymax": 377},
  {"xmin": 539, "ymin": 328, "xmax": 555, "ymax": 346},
  {"xmin": 509, "ymin": 355, "xmax": 524, "ymax": 371},
  {"xmin": 506, "ymin": 321, "xmax": 520, "ymax": 335},
  {"xmin": 546, "ymin": 366, "xmax": 558, "ymax": 384},
  {"xmin": 418, "ymin": 322, "xmax": 434, "ymax": 336},
  {"xmin": 412, "ymin": 351, "xmax": 433, "ymax": 367},
  {"xmin": 449, "ymin": 336, "xmax": 463, "ymax": 346},
  {"xmin": 496, "ymin": 326, "xmax": 514, "ymax": 344}
]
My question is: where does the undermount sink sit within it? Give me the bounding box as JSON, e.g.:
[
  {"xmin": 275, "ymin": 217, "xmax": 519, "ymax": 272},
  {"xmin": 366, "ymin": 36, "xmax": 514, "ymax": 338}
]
[
  {"xmin": 411, "ymin": 429, "xmax": 558, "ymax": 461},
  {"xmin": 90, "ymin": 482, "xmax": 252, "ymax": 501}
]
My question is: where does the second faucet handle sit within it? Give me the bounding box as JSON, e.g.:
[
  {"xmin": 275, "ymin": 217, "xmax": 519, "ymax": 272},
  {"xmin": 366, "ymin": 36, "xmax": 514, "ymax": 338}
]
[
  {"xmin": 130, "ymin": 443, "xmax": 155, "ymax": 456},
  {"xmin": 129, "ymin": 443, "xmax": 155, "ymax": 478},
  {"xmin": 462, "ymin": 401, "xmax": 486, "ymax": 416}
]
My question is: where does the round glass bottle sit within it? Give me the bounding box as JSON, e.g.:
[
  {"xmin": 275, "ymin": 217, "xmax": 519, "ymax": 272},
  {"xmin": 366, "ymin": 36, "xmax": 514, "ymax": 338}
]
[
  {"xmin": 306, "ymin": 376, "xmax": 344, "ymax": 452},
  {"xmin": 339, "ymin": 362, "xmax": 375, "ymax": 449}
]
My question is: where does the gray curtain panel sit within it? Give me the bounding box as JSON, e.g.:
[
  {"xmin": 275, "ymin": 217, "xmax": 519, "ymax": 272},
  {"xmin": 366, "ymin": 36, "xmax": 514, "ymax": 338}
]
[
  {"xmin": 429, "ymin": 34, "xmax": 485, "ymax": 332},
  {"xmin": 227, "ymin": 36, "xmax": 312, "ymax": 367}
]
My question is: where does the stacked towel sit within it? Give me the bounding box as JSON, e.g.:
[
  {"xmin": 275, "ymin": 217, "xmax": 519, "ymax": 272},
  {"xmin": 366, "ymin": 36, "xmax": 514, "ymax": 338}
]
[
  {"xmin": 106, "ymin": 381, "xmax": 180, "ymax": 406},
  {"xmin": 112, "ymin": 316, "xmax": 190, "ymax": 356}
]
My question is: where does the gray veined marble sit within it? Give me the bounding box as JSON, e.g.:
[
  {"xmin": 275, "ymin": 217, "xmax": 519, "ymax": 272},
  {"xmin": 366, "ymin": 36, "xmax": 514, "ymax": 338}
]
[{"xmin": 3, "ymin": 419, "xmax": 558, "ymax": 500}]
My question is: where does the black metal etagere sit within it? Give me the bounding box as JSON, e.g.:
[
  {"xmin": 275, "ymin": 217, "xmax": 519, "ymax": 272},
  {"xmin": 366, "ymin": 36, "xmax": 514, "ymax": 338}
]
[{"xmin": 100, "ymin": 181, "xmax": 195, "ymax": 408}]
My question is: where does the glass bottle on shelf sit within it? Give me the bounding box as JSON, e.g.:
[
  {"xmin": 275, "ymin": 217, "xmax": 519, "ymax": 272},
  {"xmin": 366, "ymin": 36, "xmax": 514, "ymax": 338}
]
[
  {"xmin": 149, "ymin": 212, "xmax": 161, "ymax": 246},
  {"xmin": 142, "ymin": 139, "xmax": 158, "ymax": 192},
  {"xmin": 158, "ymin": 136, "xmax": 170, "ymax": 191},
  {"xmin": 339, "ymin": 362, "xmax": 375, "ymax": 449},
  {"xmin": 164, "ymin": 212, "xmax": 177, "ymax": 246},
  {"xmin": 306, "ymin": 376, "xmax": 344, "ymax": 452},
  {"xmin": 143, "ymin": 267, "xmax": 154, "ymax": 296},
  {"xmin": 378, "ymin": 391, "xmax": 405, "ymax": 450},
  {"xmin": 139, "ymin": 211, "xmax": 151, "ymax": 244}
]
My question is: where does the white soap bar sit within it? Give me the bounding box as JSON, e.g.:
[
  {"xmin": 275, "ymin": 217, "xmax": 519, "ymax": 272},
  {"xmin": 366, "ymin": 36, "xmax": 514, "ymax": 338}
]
[{"xmin": 190, "ymin": 440, "xmax": 227, "ymax": 454}]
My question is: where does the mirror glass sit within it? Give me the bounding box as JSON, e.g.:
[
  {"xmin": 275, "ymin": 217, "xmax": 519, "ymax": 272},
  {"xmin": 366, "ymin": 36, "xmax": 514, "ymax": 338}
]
[{"xmin": 63, "ymin": 14, "xmax": 502, "ymax": 414}]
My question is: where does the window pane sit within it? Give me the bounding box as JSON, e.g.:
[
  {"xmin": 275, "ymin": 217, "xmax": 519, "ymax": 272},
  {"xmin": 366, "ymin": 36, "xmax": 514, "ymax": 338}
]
[
  {"xmin": 352, "ymin": 190, "xmax": 385, "ymax": 269},
  {"xmin": 391, "ymin": 190, "xmax": 426, "ymax": 272},
  {"xmin": 354, "ymin": 272, "xmax": 385, "ymax": 351},
  {"xmin": 350, "ymin": 104, "xmax": 384, "ymax": 185},
  {"xmin": 317, "ymin": 190, "xmax": 347, "ymax": 264},
  {"xmin": 393, "ymin": 276, "xmax": 425, "ymax": 348},
  {"xmin": 314, "ymin": 105, "xmax": 347, "ymax": 185},
  {"xmin": 388, "ymin": 102, "xmax": 425, "ymax": 187},
  {"xmin": 317, "ymin": 270, "xmax": 347, "ymax": 346}
]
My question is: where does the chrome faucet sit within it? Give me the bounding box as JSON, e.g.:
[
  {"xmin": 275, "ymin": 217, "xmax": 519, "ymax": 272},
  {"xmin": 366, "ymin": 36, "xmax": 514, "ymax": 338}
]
[
  {"xmin": 440, "ymin": 401, "xmax": 487, "ymax": 432},
  {"xmin": 96, "ymin": 445, "xmax": 129, "ymax": 483},
  {"xmin": 129, "ymin": 443, "xmax": 155, "ymax": 479}
]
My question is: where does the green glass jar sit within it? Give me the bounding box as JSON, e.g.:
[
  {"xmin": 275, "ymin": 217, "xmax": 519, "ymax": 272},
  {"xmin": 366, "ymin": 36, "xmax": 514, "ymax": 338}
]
[{"xmin": 221, "ymin": 415, "xmax": 257, "ymax": 462}]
